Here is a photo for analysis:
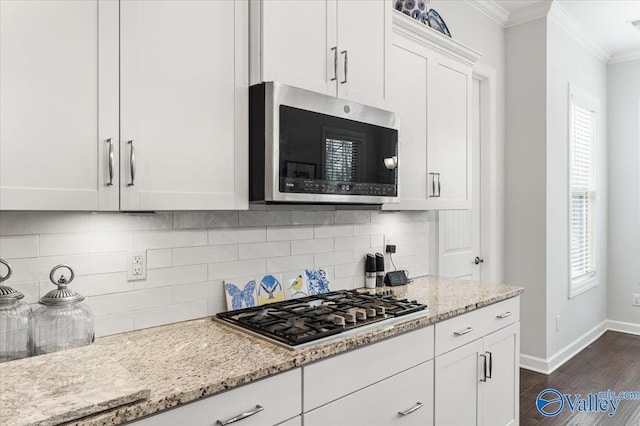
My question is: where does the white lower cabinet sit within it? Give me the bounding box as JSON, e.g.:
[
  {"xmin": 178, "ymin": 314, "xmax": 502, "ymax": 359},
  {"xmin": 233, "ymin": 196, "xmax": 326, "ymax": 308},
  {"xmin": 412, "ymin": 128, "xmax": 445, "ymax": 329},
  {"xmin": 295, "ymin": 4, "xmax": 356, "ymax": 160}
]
[
  {"xmin": 128, "ymin": 369, "xmax": 301, "ymax": 426},
  {"xmin": 304, "ymin": 360, "xmax": 434, "ymax": 426},
  {"xmin": 434, "ymin": 298, "xmax": 520, "ymax": 426},
  {"xmin": 275, "ymin": 416, "xmax": 301, "ymax": 426}
]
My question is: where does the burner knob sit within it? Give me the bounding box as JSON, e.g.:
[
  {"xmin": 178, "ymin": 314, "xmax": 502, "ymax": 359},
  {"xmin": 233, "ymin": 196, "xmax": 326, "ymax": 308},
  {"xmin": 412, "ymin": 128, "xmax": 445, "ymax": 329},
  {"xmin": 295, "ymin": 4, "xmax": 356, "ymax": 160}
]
[
  {"xmin": 355, "ymin": 310, "xmax": 367, "ymax": 321},
  {"xmin": 366, "ymin": 308, "xmax": 376, "ymax": 318},
  {"xmin": 375, "ymin": 306, "xmax": 386, "ymax": 315},
  {"xmin": 345, "ymin": 312, "xmax": 357, "ymax": 323},
  {"xmin": 333, "ymin": 315, "xmax": 346, "ymax": 327}
]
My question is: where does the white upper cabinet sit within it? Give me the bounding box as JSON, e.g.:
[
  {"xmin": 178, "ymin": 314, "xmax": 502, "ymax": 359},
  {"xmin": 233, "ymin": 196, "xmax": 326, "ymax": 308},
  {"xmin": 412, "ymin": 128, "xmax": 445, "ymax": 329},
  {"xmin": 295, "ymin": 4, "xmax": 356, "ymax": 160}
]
[
  {"xmin": 0, "ymin": 0, "xmax": 119, "ymax": 210},
  {"xmin": 335, "ymin": 0, "xmax": 390, "ymax": 108},
  {"xmin": 251, "ymin": 0, "xmax": 390, "ymax": 109},
  {"xmin": 253, "ymin": 0, "xmax": 337, "ymax": 97},
  {"xmin": 427, "ymin": 53, "xmax": 473, "ymax": 209},
  {"xmin": 383, "ymin": 12, "xmax": 479, "ymax": 210},
  {"xmin": 120, "ymin": 0, "xmax": 248, "ymax": 211},
  {"xmin": 1, "ymin": 0, "xmax": 247, "ymax": 211}
]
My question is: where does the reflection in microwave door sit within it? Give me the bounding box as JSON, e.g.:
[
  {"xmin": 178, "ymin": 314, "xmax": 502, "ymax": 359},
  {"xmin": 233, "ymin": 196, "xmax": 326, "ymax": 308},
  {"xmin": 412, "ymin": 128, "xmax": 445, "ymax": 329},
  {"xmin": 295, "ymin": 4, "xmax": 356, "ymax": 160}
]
[{"xmin": 286, "ymin": 161, "xmax": 317, "ymax": 179}]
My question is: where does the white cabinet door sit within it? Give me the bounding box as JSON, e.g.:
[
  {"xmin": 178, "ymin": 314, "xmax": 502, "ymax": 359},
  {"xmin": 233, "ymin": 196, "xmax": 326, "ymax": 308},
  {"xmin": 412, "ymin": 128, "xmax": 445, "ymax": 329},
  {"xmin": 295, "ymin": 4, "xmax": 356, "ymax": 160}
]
[
  {"xmin": 482, "ymin": 323, "xmax": 520, "ymax": 426},
  {"xmin": 427, "ymin": 53, "xmax": 472, "ymax": 210},
  {"xmin": 336, "ymin": 0, "xmax": 390, "ymax": 109},
  {"xmin": 254, "ymin": 0, "xmax": 337, "ymax": 97},
  {"xmin": 276, "ymin": 416, "xmax": 302, "ymax": 426},
  {"xmin": 120, "ymin": 0, "xmax": 248, "ymax": 211},
  {"xmin": 304, "ymin": 361, "xmax": 434, "ymax": 426},
  {"xmin": 434, "ymin": 339, "xmax": 483, "ymax": 426},
  {"xmin": 385, "ymin": 33, "xmax": 429, "ymax": 210},
  {"xmin": 0, "ymin": 0, "xmax": 119, "ymax": 210}
]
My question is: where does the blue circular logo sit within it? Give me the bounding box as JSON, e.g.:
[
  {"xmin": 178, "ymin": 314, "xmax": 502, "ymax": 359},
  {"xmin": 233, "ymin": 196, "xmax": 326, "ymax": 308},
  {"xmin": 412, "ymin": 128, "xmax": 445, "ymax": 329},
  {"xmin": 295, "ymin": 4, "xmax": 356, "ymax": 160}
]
[{"xmin": 536, "ymin": 388, "xmax": 564, "ymax": 417}]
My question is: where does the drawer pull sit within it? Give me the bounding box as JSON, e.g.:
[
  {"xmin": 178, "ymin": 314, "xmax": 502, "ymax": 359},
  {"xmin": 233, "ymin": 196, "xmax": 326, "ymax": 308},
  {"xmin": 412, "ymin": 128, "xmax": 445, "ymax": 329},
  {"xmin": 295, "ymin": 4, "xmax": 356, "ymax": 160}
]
[
  {"xmin": 216, "ymin": 405, "xmax": 264, "ymax": 425},
  {"xmin": 496, "ymin": 312, "xmax": 512, "ymax": 319},
  {"xmin": 398, "ymin": 402, "xmax": 424, "ymax": 416},
  {"xmin": 453, "ymin": 327, "xmax": 473, "ymax": 336}
]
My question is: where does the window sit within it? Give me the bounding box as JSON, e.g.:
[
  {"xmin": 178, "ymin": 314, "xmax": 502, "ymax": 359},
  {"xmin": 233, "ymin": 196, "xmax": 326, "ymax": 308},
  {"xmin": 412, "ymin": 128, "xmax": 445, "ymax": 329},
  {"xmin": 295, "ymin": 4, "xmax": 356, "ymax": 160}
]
[{"xmin": 569, "ymin": 85, "xmax": 599, "ymax": 298}]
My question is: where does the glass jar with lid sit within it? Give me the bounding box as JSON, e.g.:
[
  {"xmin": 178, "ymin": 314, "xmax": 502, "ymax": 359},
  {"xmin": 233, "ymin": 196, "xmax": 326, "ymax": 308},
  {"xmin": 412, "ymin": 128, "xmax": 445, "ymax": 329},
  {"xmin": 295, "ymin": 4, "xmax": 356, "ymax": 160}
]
[
  {"xmin": 0, "ymin": 258, "xmax": 34, "ymax": 362},
  {"xmin": 34, "ymin": 264, "xmax": 94, "ymax": 355}
]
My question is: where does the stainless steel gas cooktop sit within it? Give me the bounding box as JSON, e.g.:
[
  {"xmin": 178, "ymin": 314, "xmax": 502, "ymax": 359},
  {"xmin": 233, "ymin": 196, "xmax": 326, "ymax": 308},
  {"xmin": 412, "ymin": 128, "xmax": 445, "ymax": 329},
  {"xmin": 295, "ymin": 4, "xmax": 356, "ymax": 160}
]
[{"xmin": 215, "ymin": 290, "xmax": 428, "ymax": 349}]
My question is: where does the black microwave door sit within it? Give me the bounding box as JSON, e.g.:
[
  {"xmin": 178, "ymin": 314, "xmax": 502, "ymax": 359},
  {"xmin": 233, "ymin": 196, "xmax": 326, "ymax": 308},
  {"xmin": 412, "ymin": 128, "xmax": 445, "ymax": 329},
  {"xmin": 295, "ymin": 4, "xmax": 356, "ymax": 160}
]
[{"xmin": 279, "ymin": 105, "xmax": 397, "ymax": 196}]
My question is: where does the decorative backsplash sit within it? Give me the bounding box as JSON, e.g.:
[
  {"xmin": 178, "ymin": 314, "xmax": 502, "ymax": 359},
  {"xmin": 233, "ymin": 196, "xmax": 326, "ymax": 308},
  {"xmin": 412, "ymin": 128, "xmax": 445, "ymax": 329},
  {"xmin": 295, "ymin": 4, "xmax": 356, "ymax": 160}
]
[{"xmin": 0, "ymin": 208, "xmax": 433, "ymax": 338}]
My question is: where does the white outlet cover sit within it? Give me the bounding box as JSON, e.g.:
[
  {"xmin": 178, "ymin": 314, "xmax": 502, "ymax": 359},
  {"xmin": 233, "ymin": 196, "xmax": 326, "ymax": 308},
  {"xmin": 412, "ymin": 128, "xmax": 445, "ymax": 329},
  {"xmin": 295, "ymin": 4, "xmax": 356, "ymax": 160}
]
[
  {"xmin": 127, "ymin": 250, "xmax": 147, "ymax": 281},
  {"xmin": 633, "ymin": 294, "xmax": 640, "ymax": 307}
]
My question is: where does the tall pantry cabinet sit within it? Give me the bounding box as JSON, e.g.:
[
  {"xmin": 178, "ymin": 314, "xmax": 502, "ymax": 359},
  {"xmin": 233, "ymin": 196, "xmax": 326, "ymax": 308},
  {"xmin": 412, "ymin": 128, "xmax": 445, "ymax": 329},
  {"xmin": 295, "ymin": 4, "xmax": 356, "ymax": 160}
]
[{"xmin": 0, "ymin": 0, "xmax": 248, "ymax": 211}]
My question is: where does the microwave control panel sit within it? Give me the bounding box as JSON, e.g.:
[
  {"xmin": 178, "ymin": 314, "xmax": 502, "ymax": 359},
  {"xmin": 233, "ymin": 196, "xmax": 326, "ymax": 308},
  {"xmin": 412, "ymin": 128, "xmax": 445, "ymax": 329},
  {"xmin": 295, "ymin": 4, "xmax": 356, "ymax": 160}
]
[{"xmin": 280, "ymin": 178, "xmax": 396, "ymax": 197}]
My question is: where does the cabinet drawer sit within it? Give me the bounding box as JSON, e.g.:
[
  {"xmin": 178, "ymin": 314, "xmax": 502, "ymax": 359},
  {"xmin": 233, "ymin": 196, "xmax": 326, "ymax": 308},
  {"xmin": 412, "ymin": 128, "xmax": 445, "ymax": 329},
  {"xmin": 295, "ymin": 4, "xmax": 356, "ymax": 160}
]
[
  {"xmin": 435, "ymin": 297, "xmax": 519, "ymax": 356},
  {"xmin": 303, "ymin": 326, "xmax": 434, "ymax": 411},
  {"xmin": 304, "ymin": 360, "xmax": 433, "ymax": 426},
  {"xmin": 129, "ymin": 369, "xmax": 301, "ymax": 426}
]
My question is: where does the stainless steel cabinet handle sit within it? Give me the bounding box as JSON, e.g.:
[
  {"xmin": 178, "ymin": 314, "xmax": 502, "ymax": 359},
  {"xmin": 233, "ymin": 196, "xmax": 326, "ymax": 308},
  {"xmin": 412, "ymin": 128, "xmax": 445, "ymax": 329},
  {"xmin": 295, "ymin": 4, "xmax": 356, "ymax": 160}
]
[
  {"xmin": 127, "ymin": 140, "xmax": 136, "ymax": 187},
  {"xmin": 474, "ymin": 256, "xmax": 485, "ymax": 265},
  {"xmin": 429, "ymin": 173, "xmax": 436, "ymax": 197},
  {"xmin": 496, "ymin": 311, "xmax": 512, "ymax": 319},
  {"xmin": 436, "ymin": 173, "xmax": 441, "ymax": 197},
  {"xmin": 486, "ymin": 351, "xmax": 493, "ymax": 379},
  {"xmin": 480, "ymin": 354, "xmax": 487, "ymax": 382},
  {"xmin": 454, "ymin": 327, "xmax": 473, "ymax": 336},
  {"xmin": 216, "ymin": 405, "xmax": 264, "ymax": 425},
  {"xmin": 340, "ymin": 50, "xmax": 348, "ymax": 84},
  {"xmin": 330, "ymin": 46, "xmax": 338, "ymax": 81},
  {"xmin": 106, "ymin": 138, "xmax": 114, "ymax": 186},
  {"xmin": 398, "ymin": 402, "xmax": 424, "ymax": 416}
]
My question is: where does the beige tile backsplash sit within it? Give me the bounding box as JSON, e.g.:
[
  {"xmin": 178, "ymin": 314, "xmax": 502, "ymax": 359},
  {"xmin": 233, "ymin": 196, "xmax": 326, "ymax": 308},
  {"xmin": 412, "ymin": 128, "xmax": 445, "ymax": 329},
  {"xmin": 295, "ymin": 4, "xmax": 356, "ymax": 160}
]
[{"xmin": 0, "ymin": 209, "xmax": 433, "ymax": 338}]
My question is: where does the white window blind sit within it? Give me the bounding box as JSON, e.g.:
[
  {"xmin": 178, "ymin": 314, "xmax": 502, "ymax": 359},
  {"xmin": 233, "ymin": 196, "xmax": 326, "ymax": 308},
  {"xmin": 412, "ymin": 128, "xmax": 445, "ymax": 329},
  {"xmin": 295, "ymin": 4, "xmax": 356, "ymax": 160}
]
[{"xmin": 569, "ymin": 89, "xmax": 598, "ymax": 296}]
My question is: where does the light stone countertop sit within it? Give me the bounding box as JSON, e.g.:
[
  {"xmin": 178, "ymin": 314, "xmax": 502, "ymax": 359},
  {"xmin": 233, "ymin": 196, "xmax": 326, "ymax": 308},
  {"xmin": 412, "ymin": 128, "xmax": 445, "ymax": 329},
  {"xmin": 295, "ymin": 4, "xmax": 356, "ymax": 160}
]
[{"xmin": 0, "ymin": 276, "xmax": 523, "ymax": 426}]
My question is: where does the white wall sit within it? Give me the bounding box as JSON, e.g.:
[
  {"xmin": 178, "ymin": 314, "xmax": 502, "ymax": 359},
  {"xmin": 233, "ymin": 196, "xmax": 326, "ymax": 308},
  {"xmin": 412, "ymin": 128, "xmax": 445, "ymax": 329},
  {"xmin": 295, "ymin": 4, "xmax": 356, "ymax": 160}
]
[
  {"xmin": 505, "ymin": 18, "xmax": 548, "ymax": 360},
  {"xmin": 0, "ymin": 208, "xmax": 432, "ymax": 338},
  {"xmin": 546, "ymin": 13, "xmax": 608, "ymax": 357},
  {"xmin": 608, "ymin": 59, "xmax": 640, "ymax": 327}
]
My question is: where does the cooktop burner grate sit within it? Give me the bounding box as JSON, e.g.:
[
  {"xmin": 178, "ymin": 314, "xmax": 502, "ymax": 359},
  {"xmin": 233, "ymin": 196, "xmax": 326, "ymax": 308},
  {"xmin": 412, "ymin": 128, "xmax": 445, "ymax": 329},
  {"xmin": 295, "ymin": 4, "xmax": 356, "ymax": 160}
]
[{"xmin": 216, "ymin": 290, "xmax": 427, "ymax": 347}]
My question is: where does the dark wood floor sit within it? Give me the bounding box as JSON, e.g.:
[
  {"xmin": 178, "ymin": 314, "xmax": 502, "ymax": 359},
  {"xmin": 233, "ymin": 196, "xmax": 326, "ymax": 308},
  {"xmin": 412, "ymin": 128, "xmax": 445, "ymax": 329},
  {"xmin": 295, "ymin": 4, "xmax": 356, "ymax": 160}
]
[{"xmin": 520, "ymin": 331, "xmax": 640, "ymax": 425}]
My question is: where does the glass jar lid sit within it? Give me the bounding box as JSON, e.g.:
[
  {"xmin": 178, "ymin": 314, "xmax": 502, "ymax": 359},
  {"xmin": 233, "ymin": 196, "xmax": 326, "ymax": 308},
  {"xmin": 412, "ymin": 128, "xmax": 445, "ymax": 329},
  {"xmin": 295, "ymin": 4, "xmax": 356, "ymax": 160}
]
[
  {"xmin": 0, "ymin": 259, "xmax": 24, "ymax": 305},
  {"xmin": 39, "ymin": 264, "xmax": 85, "ymax": 306}
]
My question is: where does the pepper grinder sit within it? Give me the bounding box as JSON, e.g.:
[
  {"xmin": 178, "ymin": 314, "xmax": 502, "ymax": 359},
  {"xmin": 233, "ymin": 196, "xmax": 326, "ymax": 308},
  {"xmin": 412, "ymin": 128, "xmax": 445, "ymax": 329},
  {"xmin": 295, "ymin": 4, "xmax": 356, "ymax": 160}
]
[
  {"xmin": 365, "ymin": 254, "xmax": 376, "ymax": 289},
  {"xmin": 375, "ymin": 253, "xmax": 385, "ymax": 288}
]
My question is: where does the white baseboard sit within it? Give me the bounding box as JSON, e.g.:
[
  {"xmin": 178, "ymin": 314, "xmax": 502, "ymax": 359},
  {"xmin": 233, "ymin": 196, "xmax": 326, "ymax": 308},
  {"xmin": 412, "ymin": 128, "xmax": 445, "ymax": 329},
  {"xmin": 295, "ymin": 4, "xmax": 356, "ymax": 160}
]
[
  {"xmin": 519, "ymin": 354, "xmax": 548, "ymax": 374},
  {"xmin": 520, "ymin": 320, "xmax": 608, "ymax": 375},
  {"xmin": 606, "ymin": 319, "xmax": 640, "ymax": 336}
]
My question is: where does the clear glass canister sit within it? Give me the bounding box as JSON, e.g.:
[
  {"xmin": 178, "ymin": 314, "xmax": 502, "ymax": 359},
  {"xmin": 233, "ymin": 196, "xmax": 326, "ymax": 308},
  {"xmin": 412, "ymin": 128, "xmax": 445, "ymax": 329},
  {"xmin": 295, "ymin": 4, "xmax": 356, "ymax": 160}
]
[
  {"xmin": 0, "ymin": 259, "xmax": 34, "ymax": 362},
  {"xmin": 34, "ymin": 265, "xmax": 94, "ymax": 355}
]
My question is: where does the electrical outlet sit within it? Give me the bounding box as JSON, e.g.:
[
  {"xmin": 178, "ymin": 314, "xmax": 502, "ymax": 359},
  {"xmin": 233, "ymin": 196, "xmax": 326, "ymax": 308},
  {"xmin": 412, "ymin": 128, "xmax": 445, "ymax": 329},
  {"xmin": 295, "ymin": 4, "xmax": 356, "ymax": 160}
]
[
  {"xmin": 384, "ymin": 235, "xmax": 395, "ymax": 250},
  {"xmin": 555, "ymin": 315, "xmax": 561, "ymax": 332},
  {"xmin": 127, "ymin": 250, "xmax": 147, "ymax": 281},
  {"xmin": 633, "ymin": 294, "xmax": 640, "ymax": 307}
]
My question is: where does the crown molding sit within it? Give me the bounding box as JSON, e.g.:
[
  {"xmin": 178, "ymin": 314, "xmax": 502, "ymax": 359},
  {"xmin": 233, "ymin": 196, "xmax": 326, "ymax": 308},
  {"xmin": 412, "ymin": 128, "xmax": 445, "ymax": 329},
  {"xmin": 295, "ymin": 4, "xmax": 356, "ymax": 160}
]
[
  {"xmin": 464, "ymin": 1, "xmax": 509, "ymax": 28},
  {"xmin": 547, "ymin": 2, "xmax": 612, "ymax": 64},
  {"xmin": 392, "ymin": 10, "xmax": 482, "ymax": 66},
  {"xmin": 504, "ymin": 1, "xmax": 551, "ymax": 28},
  {"xmin": 608, "ymin": 49, "xmax": 640, "ymax": 65}
]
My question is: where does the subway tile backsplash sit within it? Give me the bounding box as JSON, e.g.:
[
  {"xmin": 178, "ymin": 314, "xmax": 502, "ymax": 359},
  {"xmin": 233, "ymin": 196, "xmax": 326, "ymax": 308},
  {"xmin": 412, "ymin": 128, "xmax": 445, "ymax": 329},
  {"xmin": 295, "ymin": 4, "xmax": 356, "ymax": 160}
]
[{"xmin": 0, "ymin": 209, "xmax": 434, "ymax": 338}]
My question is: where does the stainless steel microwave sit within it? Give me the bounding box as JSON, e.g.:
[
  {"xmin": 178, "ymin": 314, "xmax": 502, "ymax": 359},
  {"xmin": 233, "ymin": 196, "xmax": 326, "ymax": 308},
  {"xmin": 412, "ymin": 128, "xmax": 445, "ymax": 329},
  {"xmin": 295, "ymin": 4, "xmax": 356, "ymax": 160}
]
[{"xmin": 249, "ymin": 82, "xmax": 399, "ymax": 204}]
